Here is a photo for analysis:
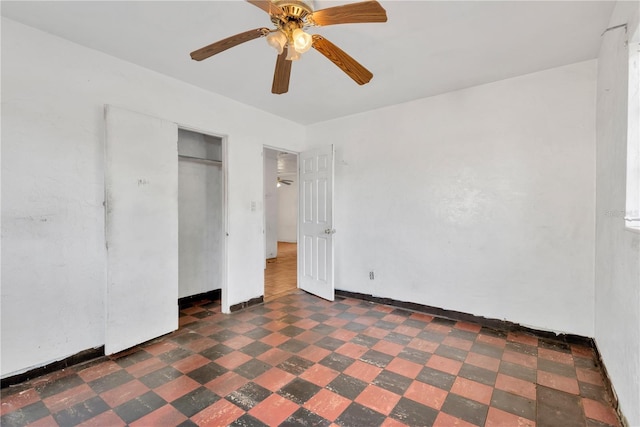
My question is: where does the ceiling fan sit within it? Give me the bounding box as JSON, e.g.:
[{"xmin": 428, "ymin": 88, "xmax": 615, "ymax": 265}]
[
  {"xmin": 190, "ymin": 0, "xmax": 387, "ymax": 94},
  {"xmin": 277, "ymin": 177, "xmax": 294, "ymax": 186}
]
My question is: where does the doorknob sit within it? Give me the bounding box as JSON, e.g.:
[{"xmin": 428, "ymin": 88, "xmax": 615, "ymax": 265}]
[{"xmin": 324, "ymin": 229, "xmax": 336, "ymax": 234}]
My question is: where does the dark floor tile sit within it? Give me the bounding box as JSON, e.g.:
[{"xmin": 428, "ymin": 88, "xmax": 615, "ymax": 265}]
[
  {"xmin": 177, "ymin": 420, "xmax": 199, "ymax": 427},
  {"xmin": 52, "ymin": 396, "xmax": 109, "ymax": 426},
  {"xmin": 332, "ymin": 303, "xmax": 350, "ymax": 311},
  {"xmin": 415, "ymin": 366, "xmax": 456, "ymax": 391},
  {"xmin": 351, "ymin": 334, "xmax": 380, "ymax": 348},
  {"xmin": 241, "ymin": 341, "xmax": 273, "ymax": 357},
  {"xmin": 201, "ymin": 343, "xmax": 235, "ymax": 360},
  {"xmin": 315, "ymin": 336, "xmax": 346, "ymax": 351},
  {"xmin": 114, "ymin": 391, "xmax": 166, "ymax": 424},
  {"xmin": 575, "ymin": 356, "xmax": 598, "ymax": 369},
  {"xmin": 139, "ymin": 366, "xmax": 183, "ymax": 389},
  {"xmin": 192, "ymin": 311, "xmax": 213, "ymax": 319},
  {"xmin": 171, "ymin": 386, "xmax": 219, "ymax": 418},
  {"xmin": 326, "ymin": 374, "xmax": 368, "ymax": 400},
  {"xmin": 280, "ymin": 325, "xmax": 306, "ymax": 337},
  {"xmin": 416, "ymin": 330, "xmax": 446, "ymax": 343},
  {"xmin": 505, "ymin": 341, "xmax": 538, "ymax": 356},
  {"xmin": 402, "ymin": 318, "xmax": 428, "ymax": 329},
  {"xmin": 390, "ymin": 308, "xmax": 411, "ymax": 318},
  {"xmin": 337, "ymin": 312, "xmax": 359, "ymax": 321},
  {"xmin": 579, "ymin": 382, "xmax": 609, "ymax": 403},
  {"xmin": 458, "ymin": 363, "xmax": 497, "ymax": 386},
  {"xmin": 113, "ymin": 350, "xmax": 153, "ymax": 368},
  {"xmin": 248, "ymin": 316, "xmax": 272, "ymax": 326},
  {"xmin": 277, "ymin": 356, "xmax": 315, "ymax": 376},
  {"xmin": 226, "ymin": 382, "xmax": 272, "ymax": 410},
  {"xmin": 498, "ymin": 360, "xmax": 536, "ymax": 382},
  {"xmin": 319, "ymin": 353, "xmax": 355, "ymax": 372},
  {"xmin": 470, "ymin": 342, "xmax": 504, "ymax": 359},
  {"xmin": 491, "ymin": 389, "xmax": 536, "ymax": 421},
  {"xmin": 309, "ymin": 313, "xmax": 330, "ymax": 323},
  {"xmin": 335, "ymin": 402, "xmax": 386, "ymax": 427},
  {"xmin": 281, "ymin": 407, "xmax": 331, "ymax": 427},
  {"xmin": 279, "ymin": 339, "xmax": 308, "ymax": 354},
  {"xmin": 159, "ymin": 347, "xmax": 193, "ymax": 364},
  {"xmin": 449, "ymin": 328, "xmax": 478, "ymax": 341},
  {"xmin": 278, "ymin": 378, "xmax": 322, "ymax": 404},
  {"xmin": 187, "ymin": 362, "xmax": 228, "ymax": 384},
  {"xmin": 441, "ymin": 393, "xmax": 488, "ymax": 426},
  {"xmin": 311, "ymin": 324, "xmax": 337, "ymax": 335},
  {"xmin": 435, "ymin": 344, "xmax": 468, "ymax": 362},
  {"xmin": 374, "ymin": 320, "xmax": 399, "ymax": 331},
  {"xmin": 244, "ymin": 327, "xmax": 272, "ymax": 340},
  {"xmin": 343, "ymin": 322, "xmax": 368, "ymax": 332},
  {"xmin": 360, "ymin": 350, "xmax": 394, "ymax": 368},
  {"xmin": 281, "ymin": 314, "xmax": 303, "ymax": 324},
  {"xmin": 363, "ymin": 310, "xmax": 386, "ymax": 319},
  {"xmin": 431, "ymin": 317, "xmax": 456, "ymax": 326},
  {"xmin": 537, "ymin": 385, "xmax": 584, "ymax": 427},
  {"xmin": 538, "ymin": 358, "xmax": 577, "ymax": 378},
  {"xmin": 384, "ymin": 332, "xmax": 412, "ymax": 346},
  {"xmin": 209, "ymin": 330, "xmax": 239, "ymax": 342},
  {"xmin": 0, "ymin": 401, "xmax": 50, "ymax": 427},
  {"xmin": 397, "ymin": 347, "xmax": 431, "ymax": 365},
  {"xmin": 36, "ymin": 373, "xmax": 85, "ymax": 399},
  {"xmin": 539, "ymin": 338, "xmax": 571, "ymax": 353},
  {"xmin": 372, "ymin": 370, "xmax": 412, "ymax": 395},
  {"xmin": 389, "ymin": 396, "xmax": 439, "ymax": 426},
  {"xmin": 228, "ymin": 413, "xmax": 268, "ymax": 426},
  {"xmin": 235, "ymin": 359, "xmax": 272, "ymax": 380},
  {"xmin": 88, "ymin": 369, "xmax": 135, "ymax": 394},
  {"xmin": 218, "ymin": 318, "xmax": 242, "ymax": 328}
]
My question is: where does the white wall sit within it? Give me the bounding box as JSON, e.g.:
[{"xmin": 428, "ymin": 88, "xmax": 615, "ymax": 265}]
[
  {"xmin": 0, "ymin": 18, "xmax": 306, "ymax": 378},
  {"xmin": 277, "ymin": 178, "xmax": 298, "ymax": 243},
  {"xmin": 308, "ymin": 60, "xmax": 597, "ymax": 337},
  {"xmin": 264, "ymin": 148, "xmax": 278, "ymax": 259},
  {"xmin": 178, "ymin": 130, "xmax": 223, "ymax": 298},
  {"xmin": 594, "ymin": 2, "xmax": 640, "ymax": 425}
]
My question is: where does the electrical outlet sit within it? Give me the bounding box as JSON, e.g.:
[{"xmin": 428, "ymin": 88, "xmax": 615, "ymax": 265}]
[{"xmin": 369, "ymin": 271, "xmax": 375, "ymax": 280}]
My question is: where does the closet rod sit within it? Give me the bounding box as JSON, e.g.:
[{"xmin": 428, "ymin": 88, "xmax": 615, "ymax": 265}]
[{"xmin": 178, "ymin": 154, "xmax": 222, "ymax": 165}]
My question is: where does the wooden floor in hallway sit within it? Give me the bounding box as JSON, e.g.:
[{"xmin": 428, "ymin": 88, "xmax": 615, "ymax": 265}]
[{"xmin": 264, "ymin": 241, "xmax": 297, "ymax": 302}]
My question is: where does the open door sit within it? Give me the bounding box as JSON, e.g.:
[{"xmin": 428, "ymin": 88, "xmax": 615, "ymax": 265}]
[
  {"xmin": 104, "ymin": 105, "xmax": 179, "ymax": 354},
  {"xmin": 298, "ymin": 145, "xmax": 335, "ymax": 301}
]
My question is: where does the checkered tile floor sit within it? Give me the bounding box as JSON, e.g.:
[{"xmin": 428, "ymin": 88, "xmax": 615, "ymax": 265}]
[{"xmin": 1, "ymin": 292, "xmax": 621, "ymax": 426}]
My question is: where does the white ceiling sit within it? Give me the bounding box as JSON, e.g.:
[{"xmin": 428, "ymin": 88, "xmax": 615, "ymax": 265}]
[{"xmin": 2, "ymin": 0, "xmax": 614, "ymax": 125}]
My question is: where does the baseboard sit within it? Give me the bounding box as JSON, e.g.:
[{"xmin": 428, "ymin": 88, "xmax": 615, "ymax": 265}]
[
  {"xmin": 335, "ymin": 290, "xmax": 594, "ymax": 347},
  {"xmin": 1, "ymin": 346, "xmax": 105, "ymax": 389},
  {"xmin": 230, "ymin": 296, "xmax": 264, "ymax": 312},
  {"xmin": 178, "ymin": 289, "xmax": 221, "ymax": 309}
]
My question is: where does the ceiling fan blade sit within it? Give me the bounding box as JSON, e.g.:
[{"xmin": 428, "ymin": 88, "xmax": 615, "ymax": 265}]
[
  {"xmin": 312, "ymin": 35, "xmax": 373, "ymax": 85},
  {"xmin": 190, "ymin": 27, "xmax": 269, "ymax": 61},
  {"xmin": 310, "ymin": 1, "xmax": 387, "ymax": 26},
  {"xmin": 246, "ymin": 0, "xmax": 285, "ymax": 17},
  {"xmin": 272, "ymin": 48, "xmax": 292, "ymax": 94}
]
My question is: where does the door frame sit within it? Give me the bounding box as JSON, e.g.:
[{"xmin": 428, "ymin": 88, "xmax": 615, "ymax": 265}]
[
  {"xmin": 178, "ymin": 123, "xmax": 230, "ymax": 313},
  {"xmin": 263, "ymin": 144, "xmax": 300, "ymax": 296}
]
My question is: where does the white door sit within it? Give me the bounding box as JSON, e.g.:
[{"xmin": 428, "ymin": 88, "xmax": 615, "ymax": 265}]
[
  {"xmin": 298, "ymin": 145, "xmax": 335, "ymax": 301},
  {"xmin": 104, "ymin": 105, "xmax": 179, "ymax": 355}
]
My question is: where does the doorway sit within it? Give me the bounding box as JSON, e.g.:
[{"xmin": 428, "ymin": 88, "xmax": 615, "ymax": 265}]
[{"xmin": 264, "ymin": 148, "xmax": 298, "ymax": 301}]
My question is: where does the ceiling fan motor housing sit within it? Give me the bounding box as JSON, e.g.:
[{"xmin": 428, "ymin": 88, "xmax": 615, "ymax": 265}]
[{"xmin": 272, "ymin": 0, "xmax": 314, "ymax": 19}]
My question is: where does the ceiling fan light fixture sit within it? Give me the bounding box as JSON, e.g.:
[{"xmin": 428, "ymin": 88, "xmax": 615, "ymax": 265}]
[
  {"xmin": 292, "ymin": 28, "xmax": 312, "ymax": 53},
  {"xmin": 286, "ymin": 46, "xmax": 301, "ymax": 61},
  {"xmin": 266, "ymin": 30, "xmax": 287, "ymax": 54}
]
